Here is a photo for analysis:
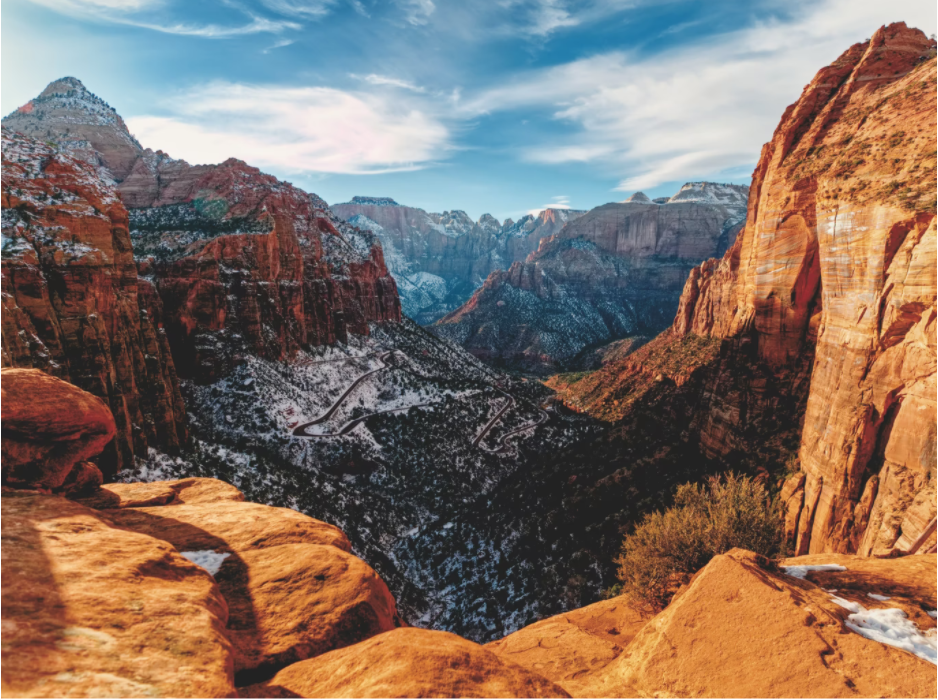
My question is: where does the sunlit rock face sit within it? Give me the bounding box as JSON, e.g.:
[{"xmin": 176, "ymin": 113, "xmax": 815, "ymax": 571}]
[
  {"xmin": 333, "ymin": 197, "xmax": 585, "ymax": 324},
  {"xmin": 646, "ymin": 23, "xmax": 937, "ymax": 556},
  {"xmin": 433, "ymin": 183, "xmax": 747, "ymax": 373},
  {"xmin": 1, "ymin": 129, "xmax": 186, "ymax": 476}
]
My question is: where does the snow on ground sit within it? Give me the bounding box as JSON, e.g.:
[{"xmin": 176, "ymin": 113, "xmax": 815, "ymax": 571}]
[
  {"xmin": 867, "ymin": 593, "xmax": 892, "ymax": 601},
  {"xmin": 780, "ymin": 563, "xmax": 847, "ymax": 579},
  {"xmin": 829, "ymin": 597, "xmax": 938, "ymax": 665},
  {"xmin": 181, "ymin": 550, "xmax": 231, "ymax": 577}
]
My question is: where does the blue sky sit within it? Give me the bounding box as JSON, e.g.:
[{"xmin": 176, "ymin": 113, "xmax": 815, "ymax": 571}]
[{"xmin": 2, "ymin": 0, "xmax": 935, "ymax": 221}]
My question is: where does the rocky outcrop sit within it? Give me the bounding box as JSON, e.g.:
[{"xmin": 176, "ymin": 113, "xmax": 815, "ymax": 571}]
[
  {"xmin": 485, "ymin": 596, "xmax": 647, "ymax": 697},
  {"xmin": 2, "ymin": 77, "xmax": 142, "ymax": 182},
  {"xmin": 0, "ymin": 135, "xmax": 187, "ymax": 477},
  {"xmin": 1, "ymin": 489, "xmax": 237, "ymax": 698},
  {"xmin": 4, "ymin": 78, "xmax": 402, "ymax": 399},
  {"xmin": 1, "ymin": 368, "xmax": 115, "ymax": 490},
  {"xmin": 574, "ymin": 549, "xmax": 936, "ymax": 698},
  {"xmin": 243, "ymin": 628, "xmax": 570, "ymax": 698},
  {"xmin": 122, "ymin": 159, "xmax": 401, "ymax": 380},
  {"xmin": 333, "ymin": 197, "xmax": 584, "ymax": 324},
  {"xmin": 548, "ymin": 25, "xmax": 937, "ymax": 554},
  {"xmin": 435, "ymin": 183, "xmax": 747, "ymax": 373}
]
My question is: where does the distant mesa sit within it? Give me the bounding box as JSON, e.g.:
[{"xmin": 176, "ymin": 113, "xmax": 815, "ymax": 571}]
[{"xmin": 347, "ymin": 195, "xmax": 401, "ymax": 207}]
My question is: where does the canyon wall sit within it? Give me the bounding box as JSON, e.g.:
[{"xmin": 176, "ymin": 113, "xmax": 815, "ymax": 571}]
[
  {"xmin": 553, "ymin": 23, "xmax": 937, "ymax": 556},
  {"xmin": 434, "ymin": 183, "xmax": 748, "ymax": 373},
  {"xmin": 2, "ymin": 79, "xmax": 402, "ymax": 472},
  {"xmin": 1, "ymin": 130, "xmax": 186, "ymax": 477},
  {"xmin": 332, "ymin": 196, "xmax": 584, "ymax": 324}
]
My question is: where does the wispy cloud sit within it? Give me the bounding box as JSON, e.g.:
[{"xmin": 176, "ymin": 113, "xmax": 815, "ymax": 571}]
[
  {"xmin": 126, "ymin": 82, "xmax": 450, "ymax": 174},
  {"xmin": 258, "ymin": 0, "xmax": 337, "ymax": 18},
  {"xmin": 460, "ymin": 0, "xmax": 938, "ymax": 191},
  {"xmin": 351, "ymin": 73, "xmax": 427, "ymax": 92},
  {"xmin": 395, "ymin": 0, "xmax": 435, "ymax": 26},
  {"xmin": 527, "ymin": 194, "xmax": 573, "ymax": 215},
  {"xmin": 262, "ymin": 37, "xmax": 295, "ymax": 52},
  {"xmin": 26, "ymin": 0, "xmax": 301, "ymax": 37}
]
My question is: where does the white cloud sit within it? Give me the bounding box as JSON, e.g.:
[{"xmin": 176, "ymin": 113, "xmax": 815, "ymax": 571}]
[
  {"xmin": 26, "ymin": 0, "xmax": 301, "ymax": 37},
  {"xmin": 351, "ymin": 74, "xmax": 427, "ymax": 92},
  {"xmin": 528, "ymin": 194, "xmax": 572, "ymax": 216},
  {"xmin": 525, "ymin": 0, "xmax": 579, "ymax": 36},
  {"xmin": 461, "ymin": 0, "xmax": 938, "ymax": 190},
  {"xmin": 395, "ymin": 0, "xmax": 435, "ymax": 26},
  {"xmin": 259, "ymin": 0, "xmax": 337, "ymax": 18},
  {"xmin": 126, "ymin": 82, "xmax": 450, "ymax": 174}
]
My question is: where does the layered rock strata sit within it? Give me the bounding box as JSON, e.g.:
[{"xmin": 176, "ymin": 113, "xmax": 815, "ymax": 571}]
[
  {"xmin": 332, "ymin": 197, "xmax": 585, "ymax": 324},
  {"xmin": 435, "ymin": 183, "xmax": 748, "ymax": 372},
  {"xmin": 1, "ymin": 132, "xmax": 186, "ymax": 476},
  {"xmin": 549, "ymin": 24, "xmax": 937, "ymax": 555}
]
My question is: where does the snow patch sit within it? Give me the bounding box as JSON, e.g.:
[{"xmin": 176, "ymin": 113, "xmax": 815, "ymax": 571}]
[
  {"xmin": 780, "ymin": 563, "xmax": 847, "ymax": 579},
  {"xmin": 181, "ymin": 550, "xmax": 231, "ymax": 577}
]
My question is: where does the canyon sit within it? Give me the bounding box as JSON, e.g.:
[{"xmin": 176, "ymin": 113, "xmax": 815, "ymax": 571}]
[
  {"xmin": 433, "ymin": 182, "xmax": 748, "ymax": 373},
  {"xmin": 2, "ymin": 364, "xmax": 935, "ymax": 698},
  {"xmin": 1, "ymin": 21, "xmax": 937, "ymax": 699},
  {"xmin": 332, "ymin": 196, "xmax": 585, "ymax": 324},
  {"xmin": 549, "ymin": 22, "xmax": 937, "ymax": 558}
]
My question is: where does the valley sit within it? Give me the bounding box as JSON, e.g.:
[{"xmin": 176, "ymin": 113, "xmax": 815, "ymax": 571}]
[{"xmin": 1, "ymin": 17, "xmax": 936, "ymax": 698}]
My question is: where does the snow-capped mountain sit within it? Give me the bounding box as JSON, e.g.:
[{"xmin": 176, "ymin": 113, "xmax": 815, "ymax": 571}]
[{"xmin": 334, "ymin": 197, "xmax": 585, "ymax": 323}]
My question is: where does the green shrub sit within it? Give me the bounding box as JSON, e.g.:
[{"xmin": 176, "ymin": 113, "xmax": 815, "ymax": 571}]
[{"xmin": 614, "ymin": 473, "xmax": 786, "ymax": 615}]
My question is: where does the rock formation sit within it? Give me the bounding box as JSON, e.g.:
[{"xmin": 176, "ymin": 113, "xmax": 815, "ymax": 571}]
[
  {"xmin": 332, "ymin": 196, "xmax": 584, "ymax": 323},
  {"xmin": 2, "ymin": 78, "xmax": 402, "ymax": 474},
  {"xmin": 1, "ymin": 131, "xmax": 186, "ymax": 476},
  {"xmin": 3, "ymin": 327, "xmax": 934, "ymax": 699},
  {"xmin": 435, "ymin": 182, "xmax": 748, "ymax": 372},
  {"xmin": 2, "ymin": 77, "xmax": 143, "ymax": 182},
  {"xmin": 550, "ymin": 24, "xmax": 937, "ymax": 555},
  {"xmin": 1, "ymin": 368, "xmax": 115, "ymax": 490},
  {"xmin": 573, "ymin": 549, "xmax": 937, "ymax": 698}
]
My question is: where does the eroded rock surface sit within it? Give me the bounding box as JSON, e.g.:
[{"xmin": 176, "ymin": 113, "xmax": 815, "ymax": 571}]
[
  {"xmin": 243, "ymin": 627, "xmax": 570, "ymax": 699},
  {"xmin": 1, "ymin": 130, "xmax": 187, "ymax": 475},
  {"xmin": 1, "ymin": 368, "xmax": 116, "ymax": 489},
  {"xmin": 486, "ymin": 596, "xmax": 647, "ymax": 696},
  {"xmin": 574, "ymin": 550, "xmax": 937, "ymax": 698},
  {"xmin": 0, "ymin": 490, "xmax": 235, "ymax": 698},
  {"xmin": 435, "ymin": 183, "xmax": 747, "ymax": 373},
  {"xmin": 550, "ymin": 24, "xmax": 937, "ymax": 553}
]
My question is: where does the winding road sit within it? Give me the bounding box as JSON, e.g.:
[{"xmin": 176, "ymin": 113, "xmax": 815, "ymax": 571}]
[
  {"xmin": 292, "ymin": 351, "xmax": 397, "ymax": 437},
  {"xmin": 289, "ymin": 350, "xmax": 549, "ymax": 448}
]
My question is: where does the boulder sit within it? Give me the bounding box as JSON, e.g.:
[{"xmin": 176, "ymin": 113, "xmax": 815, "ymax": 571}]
[
  {"xmin": 0, "ymin": 369, "xmax": 116, "ymax": 489},
  {"xmin": 0, "ymin": 490, "xmax": 234, "ymax": 697},
  {"xmin": 75, "ymin": 477, "xmax": 246, "ymax": 509},
  {"xmin": 578, "ymin": 549, "xmax": 937, "ymax": 698},
  {"xmin": 241, "ymin": 627, "xmax": 570, "ymax": 698},
  {"xmin": 102, "ymin": 488, "xmax": 398, "ymax": 679},
  {"xmin": 104, "ymin": 500, "xmax": 351, "ymax": 553},
  {"xmin": 486, "ymin": 596, "xmax": 646, "ymax": 695}
]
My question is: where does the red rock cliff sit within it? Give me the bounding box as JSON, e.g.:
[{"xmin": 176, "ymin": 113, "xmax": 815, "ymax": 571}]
[
  {"xmin": 672, "ymin": 23, "xmax": 937, "ymax": 555},
  {"xmin": 1, "ymin": 129, "xmax": 187, "ymax": 477},
  {"xmin": 124, "ymin": 155, "xmax": 402, "ymax": 379}
]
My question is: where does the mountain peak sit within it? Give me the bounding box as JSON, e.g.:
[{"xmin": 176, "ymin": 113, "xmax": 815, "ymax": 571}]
[
  {"xmin": 39, "ymin": 76, "xmax": 92, "ymax": 99},
  {"xmin": 2, "ymin": 76, "xmax": 142, "ymax": 181},
  {"xmin": 623, "ymin": 191, "xmax": 651, "ymax": 203}
]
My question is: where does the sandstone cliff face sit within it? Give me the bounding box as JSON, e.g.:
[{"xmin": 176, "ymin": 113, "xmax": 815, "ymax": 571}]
[
  {"xmin": 124, "ymin": 160, "xmax": 401, "ymax": 380},
  {"xmin": 4, "ymin": 77, "xmax": 402, "ymax": 387},
  {"xmin": 553, "ymin": 24, "xmax": 937, "ymax": 556},
  {"xmin": 435, "ymin": 183, "xmax": 747, "ymax": 373},
  {"xmin": 332, "ymin": 197, "xmax": 584, "ymax": 323},
  {"xmin": 1, "ymin": 130, "xmax": 187, "ymax": 476}
]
